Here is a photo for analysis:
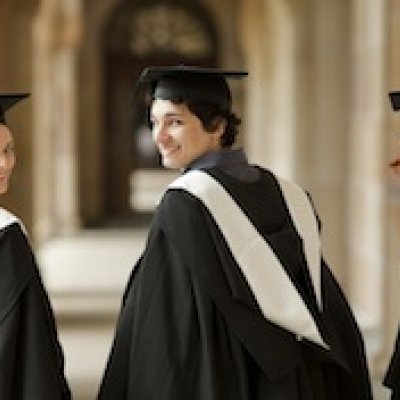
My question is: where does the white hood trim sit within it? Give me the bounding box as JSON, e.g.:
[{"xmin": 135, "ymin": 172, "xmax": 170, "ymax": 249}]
[{"xmin": 169, "ymin": 170, "xmax": 326, "ymax": 348}]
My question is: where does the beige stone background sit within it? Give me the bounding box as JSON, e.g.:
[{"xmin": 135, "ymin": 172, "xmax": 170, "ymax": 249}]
[{"xmin": 0, "ymin": 0, "xmax": 399, "ymax": 398}]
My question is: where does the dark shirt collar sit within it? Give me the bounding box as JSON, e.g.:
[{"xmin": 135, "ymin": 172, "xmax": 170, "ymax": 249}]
[
  {"xmin": 188, "ymin": 149, "xmax": 248, "ymax": 171},
  {"xmin": 186, "ymin": 149, "xmax": 260, "ymax": 182}
]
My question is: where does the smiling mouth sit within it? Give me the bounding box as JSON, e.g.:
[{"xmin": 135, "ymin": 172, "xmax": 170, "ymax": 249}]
[
  {"xmin": 161, "ymin": 147, "xmax": 179, "ymax": 157},
  {"xmin": 390, "ymin": 158, "xmax": 400, "ymax": 168}
]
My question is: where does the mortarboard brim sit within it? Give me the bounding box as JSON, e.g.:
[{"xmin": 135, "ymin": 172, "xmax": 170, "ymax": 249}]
[
  {"xmin": 136, "ymin": 65, "xmax": 248, "ymax": 110},
  {"xmin": 0, "ymin": 93, "xmax": 29, "ymax": 124},
  {"xmin": 138, "ymin": 65, "xmax": 248, "ymax": 83},
  {"xmin": 389, "ymin": 91, "xmax": 400, "ymax": 111}
]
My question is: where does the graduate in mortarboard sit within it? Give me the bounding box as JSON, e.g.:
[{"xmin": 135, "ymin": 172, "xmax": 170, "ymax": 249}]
[
  {"xmin": 98, "ymin": 66, "xmax": 372, "ymax": 400},
  {"xmin": 384, "ymin": 91, "xmax": 400, "ymax": 400},
  {"xmin": 0, "ymin": 94, "xmax": 71, "ymax": 399},
  {"xmin": 389, "ymin": 92, "xmax": 400, "ymax": 175}
]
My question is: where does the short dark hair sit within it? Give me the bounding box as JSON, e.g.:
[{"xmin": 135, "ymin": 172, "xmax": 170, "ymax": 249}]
[
  {"xmin": 187, "ymin": 100, "xmax": 241, "ymax": 148},
  {"xmin": 149, "ymin": 96, "xmax": 241, "ymax": 148}
]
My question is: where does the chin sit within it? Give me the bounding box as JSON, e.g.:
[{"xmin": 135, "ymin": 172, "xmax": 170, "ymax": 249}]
[{"xmin": 162, "ymin": 158, "xmax": 183, "ymax": 170}]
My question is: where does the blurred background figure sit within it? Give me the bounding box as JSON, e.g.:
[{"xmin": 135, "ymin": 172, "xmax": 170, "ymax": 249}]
[
  {"xmin": 383, "ymin": 91, "xmax": 400, "ymax": 400},
  {"xmin": 389, "ymin": 92, "xmax": 400, "ymax": 177},
  {"xmin": 0, "ymin": 94, "xmax": 70, "ymax": 399}
]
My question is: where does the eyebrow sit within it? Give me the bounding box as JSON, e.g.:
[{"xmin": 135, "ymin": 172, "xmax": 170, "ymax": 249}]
[
  {"xmin": 150, "ymin": 111, "xmax": 186, "ymax": 121},
  {"xmin": 152, "ymin": 111, "xmax": 184, "ymax": 117}
]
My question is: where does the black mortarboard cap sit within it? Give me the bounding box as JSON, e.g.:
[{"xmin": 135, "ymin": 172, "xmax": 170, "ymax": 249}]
[
  {"xmin": 0, "ymin": 93, "xmax": 29, "ymax": 124},
  {"xmin": 136, "ymin": 65, "xmax": 248, "ymax": 111},
  {"xmin": 389, "ymin": 91, "xmax": 400, "ymax": 111}
]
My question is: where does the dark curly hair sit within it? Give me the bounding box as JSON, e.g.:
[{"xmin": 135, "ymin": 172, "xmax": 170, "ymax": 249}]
[{"xmin": 185, "ymin": 100, "xmax": 241, "ymax": 148}]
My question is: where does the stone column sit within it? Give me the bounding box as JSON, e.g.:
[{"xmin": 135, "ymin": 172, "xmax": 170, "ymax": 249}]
[
  {"xmin": 53, "ymin": 0, "xmax": 82, "ymax": 234},
  {"xmin": 239, "ymin": 0, "xmax": 296, "ymax": 179},
  {"xmin": 300, "ymin": 0, "xmax": 350, "ymax": 286},
  {"xmin": 33, "ymin": 0, "xmax": 58, "ymax": 243},
  {"xmin": 348, "ymin": 0, "xmax": 386, "ymax": 360},
  {"xmin": 33, "ymin": 0, "xmax": 82, "ymax": 242}
]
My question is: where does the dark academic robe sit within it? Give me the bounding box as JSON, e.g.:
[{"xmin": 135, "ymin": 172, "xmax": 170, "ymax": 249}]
[
  {"xmin": 98, "ymin": 150, "xmax": 372, "ymax": 400},
  {"xmin": 0, "ymin": 211, "xmax": 71, "ymax": 399},
  {"xmin": 384, "ymin": 329, "xmax": 400, "ymax": 399}
]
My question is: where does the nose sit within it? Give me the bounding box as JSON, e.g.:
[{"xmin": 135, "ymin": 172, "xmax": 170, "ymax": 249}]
[
  {"xmin": 152, "ymin": 124, "xmax": 170, "ymax": 145},
  {"xmin": 0, "ymin": 153, "xmax": 6, "ymax": 168}
]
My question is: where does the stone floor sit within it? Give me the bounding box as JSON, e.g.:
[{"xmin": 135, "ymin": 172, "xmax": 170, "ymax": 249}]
[
  {"xmin": 59, "ymin": 316, "xmax": 116, "ymax": 400},
  {"xmin": 38, "ymin": 229, "xmax": 146, "ymax": 400}
]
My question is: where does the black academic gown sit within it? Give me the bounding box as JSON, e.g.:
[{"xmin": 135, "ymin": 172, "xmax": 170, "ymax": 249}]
[
  {"xmin": 98, "ymin": 164, "xmax": 372, "ymax": 400},
  {"xmin": 384, "ymin": 330, "xmax": 400, "ymax": 399},
  {"xmin": 0, "ymin": 221, "xmax": 71, "ymax": 399}
]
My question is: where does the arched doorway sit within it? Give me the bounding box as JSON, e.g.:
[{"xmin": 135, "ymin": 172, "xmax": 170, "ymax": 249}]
[{"xmin": 102, "ymin": 0, "xmax": 218, "ymax": 225}]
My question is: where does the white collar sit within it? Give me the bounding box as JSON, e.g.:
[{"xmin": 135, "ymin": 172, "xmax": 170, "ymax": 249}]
[{"xmin": 0, "ymin": 207, "xmax": 26, "ymax": 233}]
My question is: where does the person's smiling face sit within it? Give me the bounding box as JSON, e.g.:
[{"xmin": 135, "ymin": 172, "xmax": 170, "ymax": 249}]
[
  {"xmin": 0, "ymin": 124, "xmax": 15, "ymax": 195},
  {"xmin": 150, "ymin": 99, "xmax": 223, "ymax": 170}
]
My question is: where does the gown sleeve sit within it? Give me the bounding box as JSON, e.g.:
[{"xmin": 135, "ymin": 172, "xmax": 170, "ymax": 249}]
[
  {"xmin": 98, "ymin": 191, "xmax": 251, "ymax": 400},
  {"xmin": 0, "ymin": 223, "xmax": 71, "ymax": 400}
]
